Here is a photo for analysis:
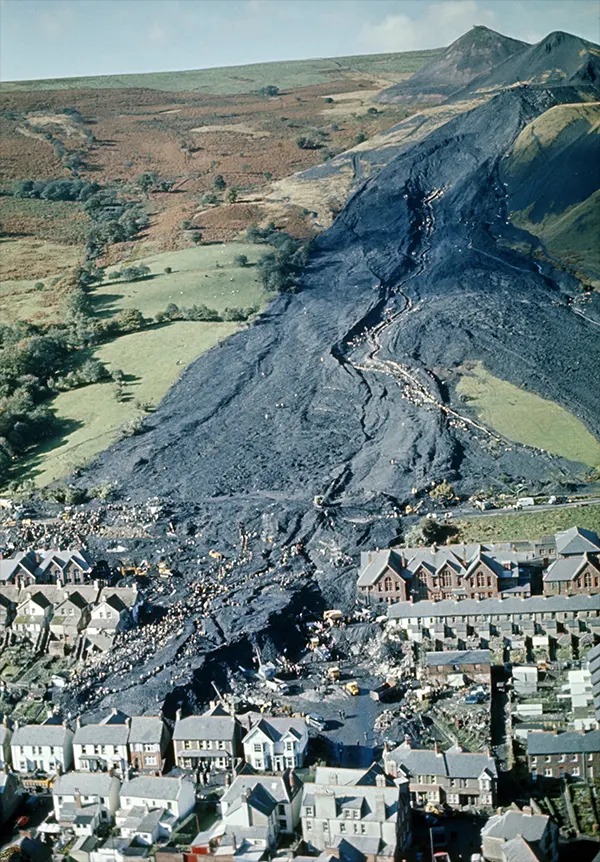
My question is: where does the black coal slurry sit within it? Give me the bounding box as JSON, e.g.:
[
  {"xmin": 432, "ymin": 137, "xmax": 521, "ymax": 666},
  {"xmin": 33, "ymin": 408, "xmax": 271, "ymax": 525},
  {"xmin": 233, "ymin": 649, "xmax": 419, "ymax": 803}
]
[{"xmin": 68, "ymin": 85, "xmax": 600, "ymax": 717}]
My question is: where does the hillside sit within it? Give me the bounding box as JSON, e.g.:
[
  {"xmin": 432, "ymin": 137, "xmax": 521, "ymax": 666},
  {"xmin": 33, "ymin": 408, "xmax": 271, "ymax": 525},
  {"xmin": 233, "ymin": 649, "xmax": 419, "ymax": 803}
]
[
  {"xmin": 502, "ymin": 101, "xmax": 600, "ymax": 282},
  {"xmin": 459, "ymin": 30, "xmax": 600, "ymax": 95},
  {"xmin": 0, "ymin": 49, "xmax": 439, "ymax": 95},
  {"xmin": 377, "ymin": 25, "xmax": 527, "ymax": 103}
]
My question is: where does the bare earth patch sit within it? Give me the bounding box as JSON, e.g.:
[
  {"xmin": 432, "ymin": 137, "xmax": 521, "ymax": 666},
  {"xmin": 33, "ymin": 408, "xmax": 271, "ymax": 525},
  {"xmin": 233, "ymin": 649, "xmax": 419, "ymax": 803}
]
[{"xmin": 190, "ymin": 123, "xmax": 271, "ymax": 138}]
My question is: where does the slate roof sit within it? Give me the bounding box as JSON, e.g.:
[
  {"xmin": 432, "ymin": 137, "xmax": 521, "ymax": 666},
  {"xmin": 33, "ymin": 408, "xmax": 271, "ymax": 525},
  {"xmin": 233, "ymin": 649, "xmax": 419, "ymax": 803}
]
[
  {"xmin": 18, "ymin": 591, "xmax": 52, "ymax": 610},
  {"xmin": 357, "ymin": 550, "xmax": 405, "ymax": 587},
  {"xmin": 482, "ymin": 810, "xmax": 551, "ymax": 843},
  {"xmin": 424, "ymin": 649, "xmax": 491, "ymax": 667},
  {"xmin": 314, "ymin": 763, "xmax": 396, "ymax": 787},
  {"xmin": 228, "ymin": 782, "xmax": 278, "ymax": 817},
  {"xmin": 36, "ymin": 550, "xmax": 92, "ymax": 576},
  {"xmin": 12, "ymin": 722, "xmax": 73, "ymax": 747},
  {"xmin": 555, "ymin": 527, "xmax": 600, "ymax": 556},
  {"xmin": 527, "ymin": 730, "xmax": 600, "ymax": 756},
  {"xmin": 222, "ymin": 770, "xmax": 302, "ymax": 807},
  {"xmin": 74, "ymin": 720, "xmax": 130, "ymax": 746},
  {"xmin": 173, "ymin": 712, "xmax": 236, "ymax": 741},
  {"xmin": 53, "ymin": 772, "xmax": 117, "ymax": 796},
  {"xmin": 503, "ymin": 835, "xmax": 546, "ymax": 862},
  {"xmin": 388, "ymin": 593, "xmax": 600, "ymax": 620},
  {"xmin": 388, "ymin": 743, "xmax": 497, "ymax": 780},
  {"xmin": 0, "ymin": 552, "xmax": 37, "ymax": 583},
  {"xmin": 544, "ymin": 554, "xmax": 598, "ymax": 583},
  {"xmin": 121, "ymin": 776, "xmax": 193, "ymax": 801},
  {"xmin": 245, "ymin": 717, "xmax": 306, "ymax": 742},
  {"xmin": 129, "ymin": 717, "xmax": 166, "ymax": 745}
]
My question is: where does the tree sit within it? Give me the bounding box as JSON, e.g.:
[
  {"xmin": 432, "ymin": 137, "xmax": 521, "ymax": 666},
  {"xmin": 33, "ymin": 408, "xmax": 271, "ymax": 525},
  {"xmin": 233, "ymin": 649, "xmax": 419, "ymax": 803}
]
[
  {"xmin": 257, "ymin": 85, "xmax": 280, "ymax": 97},
  {"xmin": 114, "ymin": 308, "xmax": 146, "ymax": 332},
  {"xmin": 354, "ymin": 131, "xmax": 367, "ymax": 145},
  {"xmin": 118, "ymin": 264, "xmax": 151, "ymax": 282},
  {"xmin": 190, "ymin": 231, "xmax": 202, "ymax": 244},
  {"xmin": 213, "ymin": 174, "xmax": 226, "ymax": 191},
  {"xmin": 226, "ymin": 187, "xmax": 238, "ymax": 203},
  {"xmin": 137, "ymin": 171, "xmax": 158, "ymax": 192},
  {"xmin": 164, "ymin": 266, "xmax": 173, "ymax": 274},
  {"xmin": 296, "ymin": 134, "xmax": 322, "ymax": 150},
  {"xmin": 233, "ymin": 254, "xmax": 248, "ymax": 267}
]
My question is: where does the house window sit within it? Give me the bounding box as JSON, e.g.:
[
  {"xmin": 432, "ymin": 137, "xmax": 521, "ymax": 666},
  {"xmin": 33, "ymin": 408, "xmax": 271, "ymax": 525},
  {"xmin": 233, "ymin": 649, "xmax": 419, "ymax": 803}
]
[
  {"xmin": 572, "ymin": 754, "xmax": 579, "ymax": 762},
  {"xmin": 306, "ymin": 822, "xmax": 312, "ymax": 832},
  {"xmin": 572, "ymin": 767, "xmax": 580, "ymax": 777},
  {"xmin": 305, "ymin": 807, "xmax": 314, "ymax": 817},
  {"xmin": 253, "ymin": 744, "xmax": 262, "ymax": 753},
  {"xmin": 383, "ymin": 577, "xmax": 393, "ymax": 592},
  {"xmin": 544, "ymin": 768, "xmax": 553, "ymax": 777}
]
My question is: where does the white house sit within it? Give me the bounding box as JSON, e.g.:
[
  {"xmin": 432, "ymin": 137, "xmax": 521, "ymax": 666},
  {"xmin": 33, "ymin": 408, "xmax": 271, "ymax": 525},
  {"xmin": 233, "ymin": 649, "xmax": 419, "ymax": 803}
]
[
  {"xmin": 74, "ymin": 711, "xmax": 130, "ymax": 776},
  {"xmin": 119, "ymin": 776, "xmax": 196, "ymax": 823},
  {"xmin": 12, "ymin": 591, "xmax": 53, "ymax": 637},
  {"xmin": 86, "ymin": 596, "xmax": 129, "ymax": 637},
  {"xmin": 191, "ymin": 769, "xmax": 303, "ymax": 859},
  {"xmin": 301, "ymin": 764, "xmax": 411, "ymax": 862},
  {"xmin": 53, "ymin": 772, "xmax": 121, "ymax": 836},
  {"xmin": 11, "ymin": 719, "xmax": 74, "ymax": 774},
  {"xmin": 242, "ymin": 717, "xmax": 309, "ymax": 771}
]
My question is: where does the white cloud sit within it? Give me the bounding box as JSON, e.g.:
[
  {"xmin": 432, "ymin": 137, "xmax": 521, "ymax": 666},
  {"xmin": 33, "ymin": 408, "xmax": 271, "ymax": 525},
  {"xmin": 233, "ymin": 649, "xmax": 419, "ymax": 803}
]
[{"xmin": 359, "ymin": 0, "xmax": 498, "ymax": 53}]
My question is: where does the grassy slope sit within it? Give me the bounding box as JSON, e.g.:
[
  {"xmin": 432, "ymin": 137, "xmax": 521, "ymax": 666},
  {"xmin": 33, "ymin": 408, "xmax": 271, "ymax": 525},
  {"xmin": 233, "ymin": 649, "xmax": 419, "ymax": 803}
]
[
  {"xmin": 18, "ymin": 322, "xmax": 238, "ymax": 487},
  {"xmin": 506, "ymin": 102, "xmax": 600, "ymax": 283},
  {"xmin": 99, "ymin": 243, "xmax": 264, "ymax": 317},
  {"xmin": 457, "ymin": 363, "xmax": 600, "ymax": 469},
  {"xmin": 14, "ymin": 243, "xmax": 268, "ymax": 488},
  {"xmin": 0, "ymin": 50, "xmax": 439, "ymax": 94},
  {"xmin": 454, "ymin": 502, "xmax": 600, "ymax": 543}
]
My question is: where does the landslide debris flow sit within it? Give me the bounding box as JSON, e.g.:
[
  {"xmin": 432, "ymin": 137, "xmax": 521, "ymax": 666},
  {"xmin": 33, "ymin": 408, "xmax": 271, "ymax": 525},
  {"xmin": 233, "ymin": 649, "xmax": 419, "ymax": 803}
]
[{"xmin": 69, "ymin": 84, "xmax": 600, "ymax": 718}]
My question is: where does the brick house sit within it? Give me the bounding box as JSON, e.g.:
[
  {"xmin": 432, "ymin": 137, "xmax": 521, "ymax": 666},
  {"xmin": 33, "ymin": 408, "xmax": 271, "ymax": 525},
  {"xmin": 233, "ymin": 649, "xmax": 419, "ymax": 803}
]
[
  {"xmin": 543, "ymin": 553, "xmax": 600, "ymax": 596},
  {"xmin": 356, "ymin": 551, "xmax": 409, "ymax": 604},
  {"xmin": 129, "ymin": 716, "xmax": 171, "ymax": 774},
  {"xmin": 527, "ymin": 730, "xmax": 600, "ymax": 782},
  {"xmin": 358, "ymin": 544, "xmax": 525, "ymax": 605},
  {"xmin": 421, "ymin": 650, "xmax": 491, "ymax": 684}
]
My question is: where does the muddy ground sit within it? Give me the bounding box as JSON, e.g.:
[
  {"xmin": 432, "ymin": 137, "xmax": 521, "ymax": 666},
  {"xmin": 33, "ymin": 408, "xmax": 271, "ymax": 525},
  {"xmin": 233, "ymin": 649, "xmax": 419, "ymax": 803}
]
[{"xmin": 42, "ymin": 82, "xmax": 599, "ymax": 719}]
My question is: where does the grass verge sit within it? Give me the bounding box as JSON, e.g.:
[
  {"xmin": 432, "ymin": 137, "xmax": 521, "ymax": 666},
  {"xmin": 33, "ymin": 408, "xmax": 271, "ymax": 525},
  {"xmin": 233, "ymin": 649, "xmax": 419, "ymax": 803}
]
[{"xmin": 454, "ymin": 502, "xmax": 600, "ymax": 543}]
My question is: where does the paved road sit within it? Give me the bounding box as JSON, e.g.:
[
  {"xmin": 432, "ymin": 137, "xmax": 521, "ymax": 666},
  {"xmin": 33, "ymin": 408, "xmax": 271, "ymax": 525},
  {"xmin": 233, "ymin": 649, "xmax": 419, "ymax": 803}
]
[{"xmin": 454, "ymin": 497, "xmax": 600, "ymax": 520}]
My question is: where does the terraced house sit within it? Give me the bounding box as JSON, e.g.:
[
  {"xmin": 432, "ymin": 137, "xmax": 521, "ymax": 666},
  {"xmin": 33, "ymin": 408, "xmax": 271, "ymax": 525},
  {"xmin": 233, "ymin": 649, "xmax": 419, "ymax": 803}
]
[
  {"xmin": 128, "ymin": 716, "xmax": 170, "ymax": 774},
  {"xmin": 11, "ymin": 717, "xmax": 74, "ymax": 774},
  {"xmin": 173, "ymin": 705, "xmax": 240, "ymax": 772},
  {"xmin": 384, "ymin": 740, "xmax": 497, "ymax": 809},
  {"xmin": 73, "ymin": 711, "xmax": 131, "ymax": 776},
  {"xmin": 358, "ymin": 543, "xmax": 525, "ymax": 605},
  {"xmin": 527, "ymin": 730, "xmax": 600, "ymax": 782}
]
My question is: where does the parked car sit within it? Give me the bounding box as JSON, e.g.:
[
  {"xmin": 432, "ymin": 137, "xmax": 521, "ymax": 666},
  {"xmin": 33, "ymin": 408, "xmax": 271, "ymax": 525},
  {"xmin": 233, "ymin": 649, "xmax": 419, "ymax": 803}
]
[{"xmin": 306, "ymin": 713, "xmax": 327, "ymax": 732}]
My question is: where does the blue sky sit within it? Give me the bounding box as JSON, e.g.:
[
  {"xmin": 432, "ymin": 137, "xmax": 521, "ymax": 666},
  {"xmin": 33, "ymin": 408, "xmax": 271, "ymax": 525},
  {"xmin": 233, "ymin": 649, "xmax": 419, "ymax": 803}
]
[{"xmin": 1, "ymin": 0, "xmax": 598, "ymax": 82}]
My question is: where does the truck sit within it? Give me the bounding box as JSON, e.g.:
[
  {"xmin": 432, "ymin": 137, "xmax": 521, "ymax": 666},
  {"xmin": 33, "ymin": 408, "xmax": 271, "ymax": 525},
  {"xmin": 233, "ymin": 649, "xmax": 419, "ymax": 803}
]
[
  {"xmin": 345, "ymin": 681, "xmax": 360, "ymax": 696},
  {"xmin": 370, "ymin": 679, "xmax": 401, "ymax": 703}
]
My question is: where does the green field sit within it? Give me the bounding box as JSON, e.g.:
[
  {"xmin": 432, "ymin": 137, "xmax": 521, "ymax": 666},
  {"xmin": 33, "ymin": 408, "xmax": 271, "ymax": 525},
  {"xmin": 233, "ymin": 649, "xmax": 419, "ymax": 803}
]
[
  {"xmin": 457, "ymin": 363, "xmax": 600, "ymax": 468},
  {"xmin": 14, "ymin": 244, "xmax": 268, "ymax": 487},
  {"xmin": 18, "ymin": 321, "xmax": 239, "ymax": 487},
  {"xmin": 98, "ymin": 243, "xmax": 264, "ymax": 318},
  {"xmin": 455, "ymin": 502, "xmax": 600, "ymax": 544},
  {"xmin": 0, "ymin": 49, "xmax": 439, "ymax": 94}
]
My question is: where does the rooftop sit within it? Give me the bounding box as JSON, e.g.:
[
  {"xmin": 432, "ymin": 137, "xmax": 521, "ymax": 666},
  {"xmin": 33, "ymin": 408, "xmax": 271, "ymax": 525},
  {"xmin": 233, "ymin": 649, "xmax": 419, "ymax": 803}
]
[{"xmin": 527, "ymin": 729, "xmax": 600, "ymax": 755}]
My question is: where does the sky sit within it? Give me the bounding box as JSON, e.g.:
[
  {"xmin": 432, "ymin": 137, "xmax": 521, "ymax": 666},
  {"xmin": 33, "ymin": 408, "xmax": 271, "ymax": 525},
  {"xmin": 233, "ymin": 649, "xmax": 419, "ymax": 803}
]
[{"xmin": 1, "ymin": 0, "xmax": 599, "ymax": 82}]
